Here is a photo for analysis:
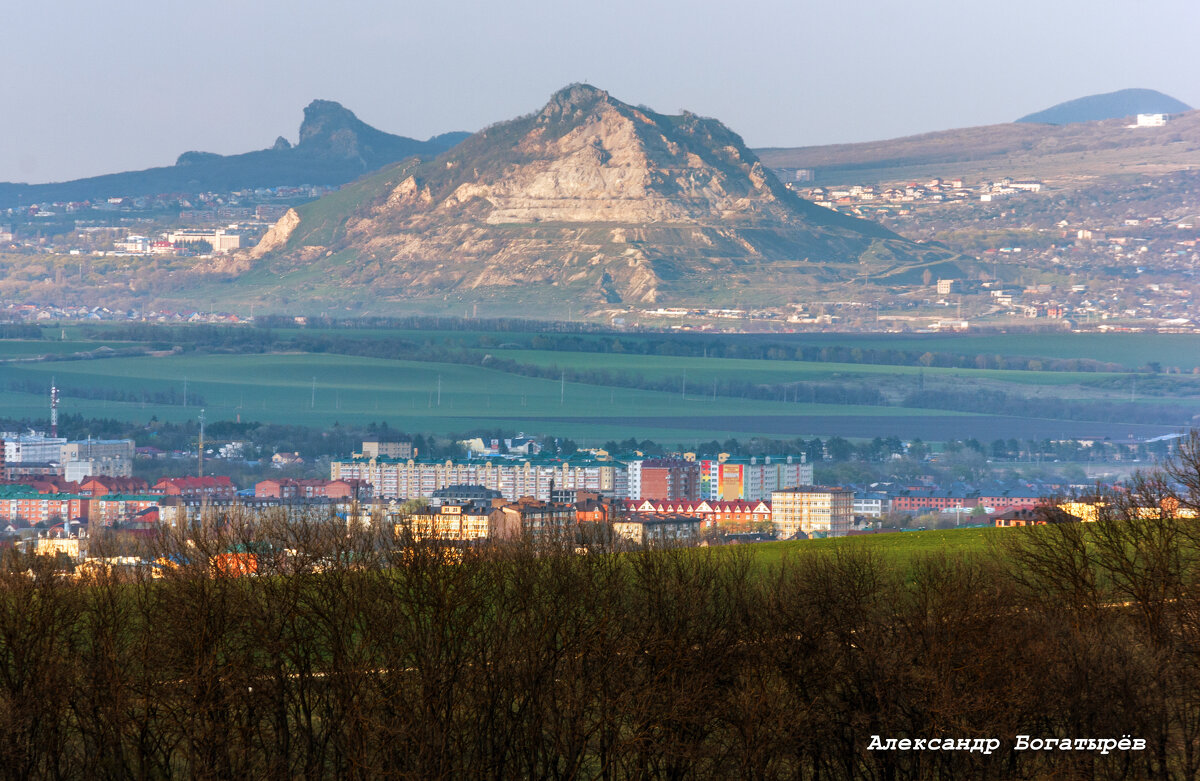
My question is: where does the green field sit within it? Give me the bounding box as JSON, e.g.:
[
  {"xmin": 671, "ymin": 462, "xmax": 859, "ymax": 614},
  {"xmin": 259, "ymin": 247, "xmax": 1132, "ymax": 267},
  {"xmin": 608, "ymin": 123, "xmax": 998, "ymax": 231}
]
[
  {"xmin": 0, "ymin": 339, "xmax": 140, "ymax": 357},
  {"xmin": 486, "ymin": 348, "xmax": 1140, "ymax": 389},
  {"xmin": 1, "ymin": 326, "xmax": 1195, "ymax": 444},
  {"xmin": 0, "ymin": 352, "xmax": 955, "ymax": 442},
  {"xmin": 749, "ymin": 526, "xmax": 1002, "ymax": 569},
  {"xmin": 274, "ymin": 328, "xmax": 1200, "ymax": 372},
  {"xmin": 781, "ymin": 332, "xmax": 1200, "ymax": 371},
  {"xmin": 51, "ymin": 324, "xmax": 1200, "ymax": 372}
]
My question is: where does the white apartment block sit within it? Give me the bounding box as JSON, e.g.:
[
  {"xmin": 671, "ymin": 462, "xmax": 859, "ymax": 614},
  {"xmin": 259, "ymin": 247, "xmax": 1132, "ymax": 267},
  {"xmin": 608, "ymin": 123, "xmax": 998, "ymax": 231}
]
[{"xmin": 331, "ymin": 457, "xmax": 622, "ymax": 501}]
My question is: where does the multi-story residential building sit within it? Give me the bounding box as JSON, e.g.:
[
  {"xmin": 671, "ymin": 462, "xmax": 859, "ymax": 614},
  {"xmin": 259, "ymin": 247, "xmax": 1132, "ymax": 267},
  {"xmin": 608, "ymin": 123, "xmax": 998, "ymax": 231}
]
[
  {"xmin": 853, "ymin": 491, "xmax": 889, "ymax": 518},
  {"xmin": 888, "ymin": 489, "xmax": 979, "ymax": 515},
  {"xmin": 770, "ymin": 486, "xmax": 854, "ymax": 539},
  {"xmin": 153, "ymin": 476, "xmax": 237, "ymax": 500},
  {"xmin": 254, "ymin": 478, "xmax": 367, "ymax": 500},
  {"xmin": 3, "ymin": 434, "xmax": 67, "ymax": 465},
  {"xmin": 977, "ymin": 489, "xmax": 1044, "ymax": 512},
  {"xmin": 636, "ymin": 458, "xmax": 700, "ymax": 500},
  {"xmin": 431, "ymin": 484, "xmax": 504, "ymax": 504},
  {"xmin": 65, "ymin": 457, "xmax": 133, "ymax": 482},
  {"xmin": 114, "ymin": 235, "xmax": 151, "ymax": 253},
  {"xmin": 492, "ymin": 498, "xmax": 577, "ymax": 541},
  {"xmin": 391, "ymin": 496, "xmax": 576, "ymax": 542},
  {"xmin": 613, "ymin": 513, "xmax": 701, "ymax": 546},
  {"xmin": 61, "ymin": 439, "xmax": 135, "ymax": 464},
  {"xmin": 79, "ymin": 476, "xmax": 150, "ymax": 497},
  {"xmin": 697, "ymin": 455, "xmax": 812, "ymax": 501},
  {"xmin": 625, "ymin": 459, "xmax": 642, "ymax": 500},
  {"xmin": 36, "ymin": 535, "xmax": 84, "ymax": 560},
  {"xmin": 358, "ymin": 440, "xmax": 414, "ymax": 459},
  {"xmin": 165, "ymin": 229, "xmax": 241, "ymax": 253},
  {"xmin": 401, "ymin": 501, "xmax": 497, "ymax": 542},
  {"xmin": 620, "ymin": 499, "xmax": 771, "ymax": 529},
  {"xmin": 6, "ymin": 462, "xmax": 65, "ymax": 480},
  {"xmin": 330, "ymin": 457, "xmax": 624, "ymax": 501},
  {"xmin": 0, "ymin": 489, "xmax": 87, "ymax": 526},
  {"xmin": 90, "ymin": 495, "xmax": 162, "ymax": 526},
  {"xmin": 888, "ymin": 487, "xmax": 1042, "ymax": 515},
  {"xmin": 62, "ymin": 439, "xmax": 135, "ymax": 482}
]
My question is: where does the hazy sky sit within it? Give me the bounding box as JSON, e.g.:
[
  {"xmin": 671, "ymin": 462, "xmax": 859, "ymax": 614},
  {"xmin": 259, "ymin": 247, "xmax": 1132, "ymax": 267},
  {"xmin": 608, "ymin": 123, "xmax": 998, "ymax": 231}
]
[{"xmin": 2, "ymin": 0, "xmax": 1196, "ymax": 183}]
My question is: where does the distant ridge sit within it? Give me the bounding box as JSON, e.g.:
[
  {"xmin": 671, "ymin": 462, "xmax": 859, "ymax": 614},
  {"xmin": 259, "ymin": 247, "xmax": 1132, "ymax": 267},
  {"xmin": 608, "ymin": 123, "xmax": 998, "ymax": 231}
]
[
  {"xmin": 1016, "ymin": 88, "xmax": 1191, "ymax": 125},
  {"xmin": 0, "ymin": 101, "xmax": 470, "ymax": 208},
  {"xmin": 755, "ymin": 107, "xmax": 1200, "ymax": 185}
]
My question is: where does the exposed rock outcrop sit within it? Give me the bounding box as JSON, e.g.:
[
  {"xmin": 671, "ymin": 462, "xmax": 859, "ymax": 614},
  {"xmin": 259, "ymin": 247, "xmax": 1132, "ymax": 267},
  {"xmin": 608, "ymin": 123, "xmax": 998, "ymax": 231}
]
[
  {"xmin": 248, "ymin": 84, "xmax": 959, "ymax": 308},
  {"xmin": 249, "ymin": 208, "xmax": 301, "ymax": 259}
]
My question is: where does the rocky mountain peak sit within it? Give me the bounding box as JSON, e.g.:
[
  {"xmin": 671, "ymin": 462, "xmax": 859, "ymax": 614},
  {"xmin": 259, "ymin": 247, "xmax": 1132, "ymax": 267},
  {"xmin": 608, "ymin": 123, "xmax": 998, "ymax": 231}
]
[
  {"xmin": 538, "ymin": 83, "xmax": 613, "ymax": 121},
  {"xmin": 298, "ymin": 100, "xmax": 367, "ymax": 148},
  {"xmin": 247, "ymin": 85, "xmax": 959, "ymax": 311}
]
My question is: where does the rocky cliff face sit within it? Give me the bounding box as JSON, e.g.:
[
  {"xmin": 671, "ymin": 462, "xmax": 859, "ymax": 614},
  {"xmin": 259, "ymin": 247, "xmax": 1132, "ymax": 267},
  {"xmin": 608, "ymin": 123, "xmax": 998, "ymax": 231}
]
[{"xmin": 250, "ymin": 85, "xmax": 957, "ymax": 308}]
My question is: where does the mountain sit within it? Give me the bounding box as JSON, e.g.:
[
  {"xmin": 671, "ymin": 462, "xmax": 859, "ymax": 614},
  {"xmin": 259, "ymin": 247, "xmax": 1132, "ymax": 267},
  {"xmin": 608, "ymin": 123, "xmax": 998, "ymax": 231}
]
[
  {"xmin": 1016, "ymin": 88, "xmax": 1191, "ymax": 125},
  {"xmin": 755, "ymin": 108, "xmax": 1200, "ymax": 185},
  {"xmin": 0, "ymin": 101, "xmax": 470, "ymax": 208},
  {"xmin": 237, "ymin": 84, "xmax": 961, "ymax": 313}
]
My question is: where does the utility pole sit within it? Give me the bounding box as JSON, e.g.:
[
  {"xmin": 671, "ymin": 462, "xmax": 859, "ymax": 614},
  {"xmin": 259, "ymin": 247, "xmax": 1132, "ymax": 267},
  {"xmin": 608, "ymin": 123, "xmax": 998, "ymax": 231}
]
[
  {"xmin": 198, "ymin": 409, "xmax": 206, "ymax": 478},
  {"xmin": 437, "ymin": 374, "xmax": 442, "ymax": 407},
  {"xmin": 561, "ymin": 372, "xmax": 565, "ymax": 405}
]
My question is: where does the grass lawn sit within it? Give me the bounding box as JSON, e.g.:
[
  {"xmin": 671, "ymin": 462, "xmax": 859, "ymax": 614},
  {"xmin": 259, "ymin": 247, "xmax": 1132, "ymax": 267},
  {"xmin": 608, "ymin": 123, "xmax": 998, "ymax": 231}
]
[{"xmin": 746, "ymin": 526, "xmax": 1003, "ymax": 569}]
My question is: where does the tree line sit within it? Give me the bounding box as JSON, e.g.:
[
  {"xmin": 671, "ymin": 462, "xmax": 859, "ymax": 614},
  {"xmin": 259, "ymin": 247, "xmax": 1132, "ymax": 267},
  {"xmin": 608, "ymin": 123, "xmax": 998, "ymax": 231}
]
[
  {"xmin": 82, "ymin": 320, "xmax": 1130, "ymax": 374},
  {"xmin": 903, "ymin": 388, "xmax": 1198, "ymax": 426},
  {"xmin": 5, "ymin": 379, "xmax": 205, "ymax": 408},
  {"xmin": 5, "ymin": 432, "xmax": 1200, "ymax": 777}
]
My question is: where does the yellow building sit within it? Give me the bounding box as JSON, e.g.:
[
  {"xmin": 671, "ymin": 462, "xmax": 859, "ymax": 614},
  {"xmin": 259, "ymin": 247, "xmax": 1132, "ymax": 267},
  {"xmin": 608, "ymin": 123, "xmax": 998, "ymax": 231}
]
[
  {"xmin": 770, "ymin": 486, "xmax": 854, "ymax": 539},
  {"xmin": 35, "ymin": 536, "xmax": 83, "ymax": 560},
  {"xmin": 1059, "ymin": 500, "xmax": 1106, "ymax": 522},
  {"xmin": 398, "ymin": 502, "xmax": 496, "ymax": 542}
]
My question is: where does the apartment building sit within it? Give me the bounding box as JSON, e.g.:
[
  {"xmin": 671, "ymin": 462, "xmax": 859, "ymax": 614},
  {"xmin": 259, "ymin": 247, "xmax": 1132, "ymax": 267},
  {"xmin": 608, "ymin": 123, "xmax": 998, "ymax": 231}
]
[
  {"xmin": 613, "ymin": 513, "xmax": 702, "ymax": 546},
  {"xmin": 770, "ymin": 486, "xmax": 854, "ymax": 539},
  {"xmin": 697, "ymin": 454, "xmax": 812, "ymax": 501},
  {"xmin": 331, "ymin": 457, "xmax": 623, "ymax": 501}
]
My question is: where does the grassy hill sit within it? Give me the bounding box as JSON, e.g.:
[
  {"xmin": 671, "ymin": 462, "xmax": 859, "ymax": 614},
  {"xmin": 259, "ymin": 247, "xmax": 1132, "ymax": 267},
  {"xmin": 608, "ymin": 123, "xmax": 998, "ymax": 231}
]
[
  {"xmin": 755, "ymin": 110, "xmax": 1200, "ymax": 184},
  {"xmin": 747, "ymin": 526, "xmax": 1002, "ymax": 569}
]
